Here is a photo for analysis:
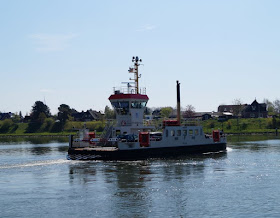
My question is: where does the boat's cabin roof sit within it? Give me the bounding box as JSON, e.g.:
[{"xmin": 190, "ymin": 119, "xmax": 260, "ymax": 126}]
[{"xmin": 109, "ymin": 93, "xmax": 148, "ymax": 100}]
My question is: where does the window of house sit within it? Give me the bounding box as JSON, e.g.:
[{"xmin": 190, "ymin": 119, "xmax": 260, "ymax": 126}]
[
  {"xmin": 195, "ymin": 129, "xmax": 199, "ymax": 135},
  {"xmin": 189, "ymin": 129, "xmax": 193, "ymax": 136},
  {"xmin": 250, "ymin": 113, "xmax": 255, "ymax": 118},
  {"xmin": 171, "ymin": 130, "xmax": 175, "ymax": 136},
  {"xmin": 183, "ymin": 130, "xmax": 187, "ymax": 136}
]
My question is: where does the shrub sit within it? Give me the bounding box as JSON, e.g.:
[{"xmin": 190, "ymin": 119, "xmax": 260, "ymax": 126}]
[
  {"xmin": 208, "ymin": 121, "xmax": 215, "ymax": 128},
  {"xmin": 240, "ymin": 122, "xmax": 248, "ymax": 130},
  {"xmin": 0, "ymin": 119, "xmax": 14, "ymax": 133},
  {"xmin": 40, "ymin": 118, "xmax": 55, "ymax": 132},
  {"xmin": 226, "ymin": 121, "xmax": 232, "ymax": 130},
  {"xmin": 51, "ymin": 121, "xmax": 63, "ymax": 132}
]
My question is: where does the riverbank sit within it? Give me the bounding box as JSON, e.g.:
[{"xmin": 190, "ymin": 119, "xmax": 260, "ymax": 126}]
[
  {"xmin": 0, "ymin": 129, "xmax": 278, "ymax": 138},
  {"xmin": 0, "ymin": 118, "xmax": 279, "ymax": 137},
  {"xmin": 0, "ymin": 131, "xmax": 278, "ymax": 138}
]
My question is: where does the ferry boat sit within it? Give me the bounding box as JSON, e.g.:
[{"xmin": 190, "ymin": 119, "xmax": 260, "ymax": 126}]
[{"xmin": 67, "ymin": 56, "xmax": 226, "ymax": 160}]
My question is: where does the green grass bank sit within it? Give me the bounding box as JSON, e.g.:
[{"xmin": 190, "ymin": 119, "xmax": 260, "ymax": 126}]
[{"xmin": 0, "ymin": 118, "xmax": 279, "ymax": 137}]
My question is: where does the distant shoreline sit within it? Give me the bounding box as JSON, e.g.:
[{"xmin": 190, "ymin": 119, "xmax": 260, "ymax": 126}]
[
  {"xmin": 0, "ymin": 131, "xmax": 278, "ymax": 137},
  {"xmin": 0, "ymin": 134, "xmax": 69, "ymax": 138}
]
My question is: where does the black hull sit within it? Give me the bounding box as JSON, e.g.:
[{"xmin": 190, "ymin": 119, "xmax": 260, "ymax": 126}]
[{"xmin": 67, "ymin": 143, "xmax": 227, "ymax": 161}]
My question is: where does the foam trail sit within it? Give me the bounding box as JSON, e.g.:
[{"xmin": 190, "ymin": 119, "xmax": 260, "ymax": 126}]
[
  {"xmin": 0, "ymin": 159, "xmax": 70, "ymax": 169},
  {"xmin": 227, "ymin": 147, "xmax": 233, "ymax": 152}
]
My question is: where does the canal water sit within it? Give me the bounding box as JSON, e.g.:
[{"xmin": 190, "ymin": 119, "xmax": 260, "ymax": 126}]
[{"xmin": 1, "ymin": 136, "xmax": 280, "ymax": 217}]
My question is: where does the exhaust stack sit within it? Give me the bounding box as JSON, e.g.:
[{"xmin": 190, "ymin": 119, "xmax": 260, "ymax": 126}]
[{"xmin": 176, "ymin": 80, "xmax": 181, "ymax": 125}]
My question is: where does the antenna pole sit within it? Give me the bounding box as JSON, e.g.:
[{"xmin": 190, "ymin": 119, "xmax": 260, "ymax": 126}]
[
  {"xmin": 131, "ymin": 56, "xmax": 142, "ymax": 94},
  {"xmin": 135, "ymin": 61, "xmax": 139, "ymax": 94}
]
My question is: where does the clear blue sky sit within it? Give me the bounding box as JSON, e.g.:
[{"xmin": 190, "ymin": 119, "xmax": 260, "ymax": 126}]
[{"xmin": 1, "ymin": 0, "xmax": 280, "ymax": 115}]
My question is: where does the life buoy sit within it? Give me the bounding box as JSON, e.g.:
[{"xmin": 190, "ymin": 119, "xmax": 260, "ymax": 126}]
[{"xmin": 121, "ymin": 120, "xmax": 126, "ymax": 126}]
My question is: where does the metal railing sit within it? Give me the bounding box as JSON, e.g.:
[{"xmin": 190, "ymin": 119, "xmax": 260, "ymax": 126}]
[
  {"xmin": 113, "ymin": 87, "xmax": 146, "ymax": 95},
  {"xmin": 97, "ymin": 120, "xmax": 115, "ymax": 146}
]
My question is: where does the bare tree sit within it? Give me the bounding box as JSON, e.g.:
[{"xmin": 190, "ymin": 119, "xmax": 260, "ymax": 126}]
[
  {"xmin": 263, "ymin": 98, "xmax": 274, "ymax": 113},
  {"xmin": 183, "ymin": 105, "xmax": 196, "ymax": 118},
  {"xmin": 232, "ymin": 99, "xmax": 245, "ymax": 117},
  {"xmin": 273, "ymin": 99, "xmax": 280, "ymax": 114}
]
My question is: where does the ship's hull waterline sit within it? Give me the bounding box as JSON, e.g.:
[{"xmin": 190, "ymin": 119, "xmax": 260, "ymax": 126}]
[{"xmin": 67, "ymin": 143, "xmax": 226, "ymax": 161}]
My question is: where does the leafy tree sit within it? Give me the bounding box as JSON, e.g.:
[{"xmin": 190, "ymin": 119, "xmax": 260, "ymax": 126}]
[
  {"xmin": 144, "ymin": 107, "xmax": 152, "ymax": 115},
  {"xmin": 183, "ymin": 105, "xmax": 196, "ymax": 118},
  {"xmin": 71, "ymin": 108, "xmax": 78, "ymax": 114},
  {"xmin": 104, "ymin": 105, "xmax": 115, "ymax": 119},
  {"xmin": 37, "ymin": 112, "xmax": 47, "ymax": 125},
  {"xmin": 41, "ymin": 117, "xmax": 55, "ymax": 132},
  {"xmin": 58, "ymin": 104, "xmax": 71, "ymax": 124},
  {"xmin": 160, "ymin": 107, "xmax": 173, "ymax": 119},
  {"xmin": 50, "ymin": 104, "xmax": 72, "ymax": 132},
  {"xmin": 26, "ymin": 101, "xmax": 51, "ymax": 132},
  {"xmin": 30, "ymin": 101, "xmax": 51, "ymax": 121}
]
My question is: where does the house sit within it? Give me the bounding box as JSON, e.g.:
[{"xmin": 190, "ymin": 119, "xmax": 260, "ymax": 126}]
[
  {"xmin": 218, "ymin": 100, "xmax": 268, "ymax": 119},
  {"xmin": 71, "ymin": 109, "xmax": 103, "ymax": 122},
  {"xmin": 242, "ymin": 100, "xmax": 267, "ymax": 118},
  {"xmin": 23, "ymin": 115, "xmax": 31, "ymax": 123},
  {"xmin": 0, "ymin": 112, "xmax": 14, "ymax": 120},
  {"xmin": 193, "ymin": 112, "xmax": 213, "ymax": 121},
  {"xmin": 151, "ymin": 109, "xmax": 161, "ymax": 120},
  {"xmin": 217, "ymin": 112, "xmax": 234, "ymax": 121},
  {"xmin": 218, "ymin": 104, "xmax": 247, "ymax": 116}
]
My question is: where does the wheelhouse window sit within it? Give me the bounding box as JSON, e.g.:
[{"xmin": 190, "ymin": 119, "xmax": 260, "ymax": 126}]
[
  {"xmin": 195, "ymin": 129, "xmax": 199, "ymax": 135},
  {"xmin": 131, "ymin": 101, "xmax": 147, "ymax": 109},
  {"xmin": 183, "ymin": 130, "xmax": 187, "ymax": 136},
  {"xmin": 189, "ymin": 129, "xmax": 193, "ymax": 136},
  {"xmin": 111, "ymin": 101, "xmax": 129, "ymax": 115},
  {"xmin": 171, "ymin": 130, "xmax": 175, "ymax": 136},
  {"xmin": 131, "ymin": 101, "xmax": 141, "ymax": 108},
  {"xmin": 141, "ymin": 102, "xmax": 147, "ymax": 108}
]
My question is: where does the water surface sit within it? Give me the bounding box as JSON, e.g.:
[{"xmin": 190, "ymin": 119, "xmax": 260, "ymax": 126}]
[{"xmin": 1, "ymin": 136, "xmax": 280, "ymax": 217}]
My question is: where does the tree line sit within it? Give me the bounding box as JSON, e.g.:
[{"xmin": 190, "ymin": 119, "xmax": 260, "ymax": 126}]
[
  {"xmin": 1, "ymin": 98, "xmax": 280, "ymax": 134},
  {"xmin": 26, "ymin": 101, "xmax": 76, "ymax": 133},
  {"xmin": 0, "ymin": 100, "xmax": 196, "ymax": 134}
]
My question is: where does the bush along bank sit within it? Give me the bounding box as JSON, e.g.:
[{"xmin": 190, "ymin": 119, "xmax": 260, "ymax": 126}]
[
  {"xmin": 0, "ymin": 117, "xmax": 280, "ymax": 136},
  {"xmin": 202, "ymin": 117, "xmax": 280, "ymax": 135}
]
